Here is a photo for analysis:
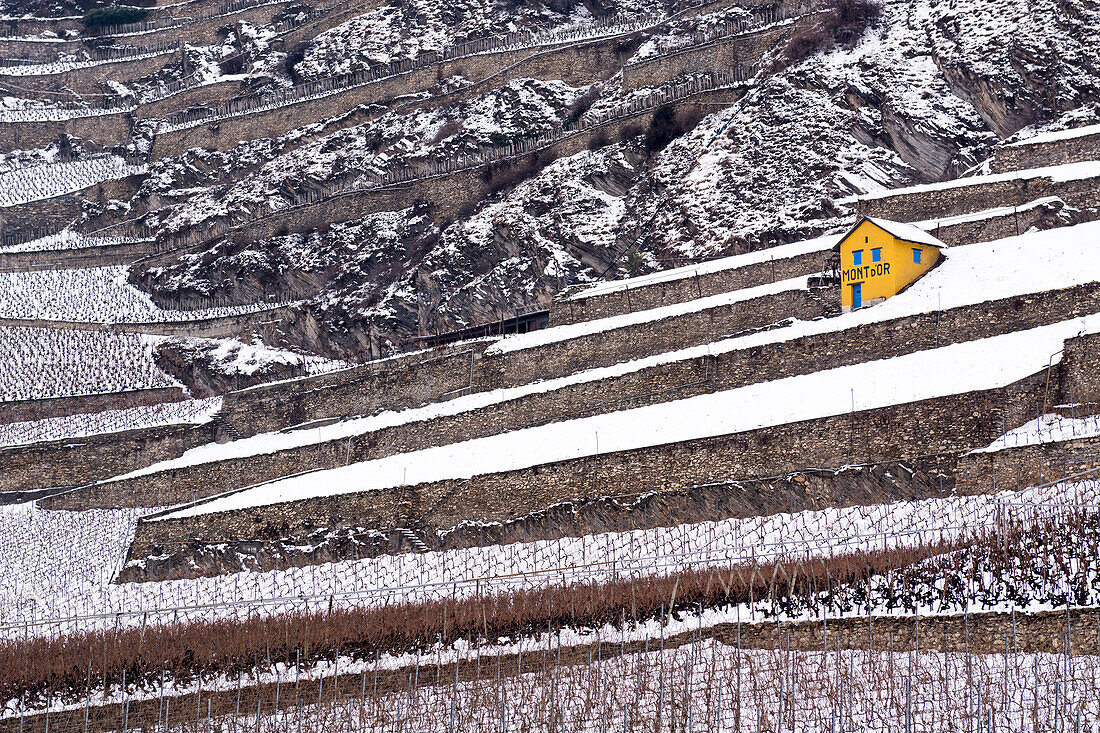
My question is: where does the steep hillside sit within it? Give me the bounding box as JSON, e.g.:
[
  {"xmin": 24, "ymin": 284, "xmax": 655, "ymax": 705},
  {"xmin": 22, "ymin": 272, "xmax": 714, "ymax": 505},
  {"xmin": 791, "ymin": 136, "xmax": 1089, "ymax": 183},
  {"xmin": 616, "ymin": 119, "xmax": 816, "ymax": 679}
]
[{"xmin": 110, "ymin": 0, "xmax": 1100, "ymax": 358}]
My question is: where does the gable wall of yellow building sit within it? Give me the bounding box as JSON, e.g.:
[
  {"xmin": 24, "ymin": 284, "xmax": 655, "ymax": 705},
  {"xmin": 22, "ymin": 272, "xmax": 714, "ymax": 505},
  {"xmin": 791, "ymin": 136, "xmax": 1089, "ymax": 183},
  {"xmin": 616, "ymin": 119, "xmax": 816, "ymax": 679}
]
[{"xmin": 839, "ymin": 220, "xmax": 940, "ymax": 309}]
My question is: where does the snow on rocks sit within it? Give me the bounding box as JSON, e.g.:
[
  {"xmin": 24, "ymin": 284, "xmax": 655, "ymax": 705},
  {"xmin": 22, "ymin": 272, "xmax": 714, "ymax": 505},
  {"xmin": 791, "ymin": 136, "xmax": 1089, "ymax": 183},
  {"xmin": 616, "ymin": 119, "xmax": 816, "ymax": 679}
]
[
  {"xmin": 156, "ymin": 77, "xmax": 588, "ymax": 235},
  {"xmin": 293, "ymin": 0, "xmax": 665, "ymax": 80}
]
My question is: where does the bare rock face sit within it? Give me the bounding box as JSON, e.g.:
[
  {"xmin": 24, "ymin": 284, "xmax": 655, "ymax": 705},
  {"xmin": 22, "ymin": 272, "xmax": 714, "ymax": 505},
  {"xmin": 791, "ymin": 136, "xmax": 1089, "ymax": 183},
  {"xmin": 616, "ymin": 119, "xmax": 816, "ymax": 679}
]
[
  {"xmin": 125, "ymin": 0, "xmax": 1100, "ymax": 361},
  {"xmin": 153, "ymin": 337, "xmax": 317, "ymax": 397},
  {"xmin": 926, "ymin": 0, "xmax": 1100, "ymax": 138}
]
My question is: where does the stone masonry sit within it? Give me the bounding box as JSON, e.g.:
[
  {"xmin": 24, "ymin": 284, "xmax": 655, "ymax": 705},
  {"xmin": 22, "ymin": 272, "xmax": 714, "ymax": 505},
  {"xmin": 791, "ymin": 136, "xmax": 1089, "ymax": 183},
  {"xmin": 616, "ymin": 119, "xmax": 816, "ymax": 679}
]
[
  {"xmin": 49, "ymin": 281, "xmax": 1100, "ymax": 509},
  {"xmin": 550, "ymin": 249, "xmax": 828, "ymax": 326},
  {"xmin": 990, "ymin": 128, "xmax": 1100, "ymax": 174},
  {"xmin": 1, "ymin": 420, "xmax": 211, "ymax": 495},
  {"xmin": 854, "ymin": 168, "xmax": 1100, "ymax": 223},
  {"xmin": 125, "ymin": 368, "xmax": 1051, "ymax": 570}
]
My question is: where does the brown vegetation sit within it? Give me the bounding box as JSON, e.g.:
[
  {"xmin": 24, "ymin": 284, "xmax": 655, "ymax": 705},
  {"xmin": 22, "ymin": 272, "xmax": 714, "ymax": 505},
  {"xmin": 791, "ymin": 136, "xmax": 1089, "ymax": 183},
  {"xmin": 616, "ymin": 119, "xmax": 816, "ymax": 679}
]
[
  {"xmin": 0, "ymin": 544, "xmax": 953, "ymax": 701},
  {"xmin": 784, "ymin": 0, "xmax": 882, "ymax": 64}
]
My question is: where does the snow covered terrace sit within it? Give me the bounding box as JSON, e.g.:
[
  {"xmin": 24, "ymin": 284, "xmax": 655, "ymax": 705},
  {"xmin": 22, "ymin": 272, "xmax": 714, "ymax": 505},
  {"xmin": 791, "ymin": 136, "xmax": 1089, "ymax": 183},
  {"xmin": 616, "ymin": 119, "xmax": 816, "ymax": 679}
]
[{"xmin": 145, "ymin": 220, "xmax": 1100, "ymax": 520}]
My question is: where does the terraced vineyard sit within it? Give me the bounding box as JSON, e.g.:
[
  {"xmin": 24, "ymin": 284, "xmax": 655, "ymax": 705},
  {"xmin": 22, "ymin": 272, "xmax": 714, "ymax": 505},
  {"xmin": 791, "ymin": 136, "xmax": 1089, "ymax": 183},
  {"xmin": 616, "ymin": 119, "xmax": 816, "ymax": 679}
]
[{"xmin": 1, "ymin": 0, "xmax": 1100, "ymax": 727}]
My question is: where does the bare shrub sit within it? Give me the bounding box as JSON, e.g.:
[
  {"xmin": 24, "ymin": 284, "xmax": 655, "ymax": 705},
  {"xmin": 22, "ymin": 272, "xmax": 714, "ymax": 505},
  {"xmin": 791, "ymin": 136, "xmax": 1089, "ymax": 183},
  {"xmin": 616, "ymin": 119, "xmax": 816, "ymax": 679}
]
[
  {"xmin": 564, "ymin": 86, "xmax": 601, "ymax": 127},
  {"xmin": 587, "ymin": 129, "xmax": 611, "ymax": 150},
  {"xmin": 783, "ymin": 0, "xmax": 881, "ymax": 64},
  {"xmin": 644, "ymin": 104, "xmax": 704, "ymax": 153},
  {"xmin": 0, "ymin": 543, "xmax": 955, "ymax": 700},
  {"xmin": 432, "ymin": 118, "xmax": 463, "ymax": 144}
]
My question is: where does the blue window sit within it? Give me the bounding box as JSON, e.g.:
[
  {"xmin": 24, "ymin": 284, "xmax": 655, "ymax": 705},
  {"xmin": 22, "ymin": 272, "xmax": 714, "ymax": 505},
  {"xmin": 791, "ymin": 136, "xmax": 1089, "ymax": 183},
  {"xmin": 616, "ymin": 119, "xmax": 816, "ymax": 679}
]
[
  {"xmin": 853, "ymin": 250, "xmax": 862, "ymax": 266},
  {"xmin": 913, "ymin": 248, "xmax": 922, "ymax": 264},
  {"xmin": 871, "ymin": 248, "xmax": 881, "ymax": 263}
]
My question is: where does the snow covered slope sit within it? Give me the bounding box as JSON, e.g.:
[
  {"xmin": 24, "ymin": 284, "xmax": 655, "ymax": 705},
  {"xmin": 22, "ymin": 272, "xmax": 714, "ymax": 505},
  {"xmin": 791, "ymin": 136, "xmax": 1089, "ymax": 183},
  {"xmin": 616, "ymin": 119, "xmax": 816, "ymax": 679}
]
[
  {"xmin": 117, "ymin": 0, "xmax": 1100, "ymax": 359},
  {"xmin": 157, "ymin": 312, "xmax": 1100, "ymax": 518},
  {"xmin": 106, "ymin": 219, "xmax": 1100, "ymax": 483}
]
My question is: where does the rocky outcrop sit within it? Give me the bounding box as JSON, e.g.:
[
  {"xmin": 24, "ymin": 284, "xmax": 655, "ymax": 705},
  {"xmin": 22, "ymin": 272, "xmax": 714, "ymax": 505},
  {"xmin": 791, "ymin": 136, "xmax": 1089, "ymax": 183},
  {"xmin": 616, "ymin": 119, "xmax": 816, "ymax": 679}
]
[{"xmin": 153, "ymin": 336, "xmax": 318, "ymax": 396}]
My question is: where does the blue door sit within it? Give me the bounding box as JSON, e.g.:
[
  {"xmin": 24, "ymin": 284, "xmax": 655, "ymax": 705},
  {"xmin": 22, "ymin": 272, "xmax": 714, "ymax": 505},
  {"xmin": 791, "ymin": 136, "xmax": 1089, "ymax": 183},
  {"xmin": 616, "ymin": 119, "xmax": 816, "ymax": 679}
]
[{"xmin": 852, "ymin": 283, "xmax": 862, "ymax": 309}]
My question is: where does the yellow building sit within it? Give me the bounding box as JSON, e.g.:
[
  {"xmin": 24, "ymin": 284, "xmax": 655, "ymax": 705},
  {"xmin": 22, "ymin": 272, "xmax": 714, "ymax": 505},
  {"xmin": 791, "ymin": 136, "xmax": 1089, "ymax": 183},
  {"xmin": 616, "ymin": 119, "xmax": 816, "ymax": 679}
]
[{"xmin": 837, "ymin": 217, "xmax": 946, "ymax": 312}]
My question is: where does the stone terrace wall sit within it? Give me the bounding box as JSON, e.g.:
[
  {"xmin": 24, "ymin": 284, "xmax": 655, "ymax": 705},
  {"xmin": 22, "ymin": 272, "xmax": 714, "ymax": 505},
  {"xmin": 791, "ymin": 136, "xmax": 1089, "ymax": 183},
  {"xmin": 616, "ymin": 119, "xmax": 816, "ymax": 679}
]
[
  {"xmin": 924, "ymin": 197, "xmax": 1079, "ymax": 246},
  {"xmin": 148, "ymin": 22, "xmax": 700, "ymax": 162},
  {"xmin": 0, "ymin": 174, "xmax": 142, "ymax": 237},
  {"xmin": 1060, "ymin": 331, "xmax": 1100, "ymax": 404},
  {"xmin": 954, "ymin": 434, "xmax": 1100, "ymax": 496},
  {"xmin": 551, "ymin": 249, "xmax": 826, "ymax": 326},
  {"xmin": 95, "ymin": 0, "xmax": 297, "ymax": 46},
  {"xmin": 217, "ymin": 340, "xmax": 495, "ymax": 437},
  {"xmin": 151, "ymin": 84, "xmax": 744, "ymax": 257},
  {"xmin": 991, "ymin": 129, "xmax": 1100, "ymax": 173},
  {"xmin": 855, "ymin": 170, "xmax": 1100, "ymax": 223},
  {"xmin": 277, "ymin": 0, "xmax": 386, "ymax": 48},
  {"xmin": 148, "ymin": 32, "xmax": 629, "ymax": 159},
  {"xmin": 621, "ymin": 21, "xmax": 793, "ymax": 91},
  {"xmin": 489, "ymin": 288, "xmax": 824, "ymax": 387},
  {"xmin": 59, "ymin": 281, "xmax": 1100, "ymax": 509},
  {"xmin": 0, "ymin": 239, "xmax": 161, "ymax": 271},
  {"xmin": 731, "ymin": 608, "xmax": 1100, "ymax": 656},
  {"xmin": 0, "ymin": 385, "xmax": 185, "ymax": 424},
  {"xmin": 0, "ymin": 39, "xmax": 80, "ymax": 61},
  {"xmin": 0, "ymin": 420, "xmax": 211, "ymax": 494},
  {"xmin": 0, "ymin": 304, "xmax": 292, "ymax": 339},
  {"xmin": 0, "ymin": 51, "xmax": 176, "ymax": 96},
  {"xmin": 126, "ymin": 369, "xmax": 1049, "ymax": 564},
  {"xmin": 216, "ymin": 279, "xmax": 1100, "ymax": 441},
  {"xmin": 136, "ymin": 79, "xmax": 248, "ymax": 119},
  {"xmin": 0, "ymin": 111, "xmax": 132, "ymax": 151}
]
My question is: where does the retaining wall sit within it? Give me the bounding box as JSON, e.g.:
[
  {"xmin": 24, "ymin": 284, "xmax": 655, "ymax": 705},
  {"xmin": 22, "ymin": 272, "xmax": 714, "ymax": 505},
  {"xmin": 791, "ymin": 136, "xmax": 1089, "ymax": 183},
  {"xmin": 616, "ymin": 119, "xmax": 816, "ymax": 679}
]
[
  {"xmin": 0, "ymin": 385, "xmax": 185, "ymax": 425},
  {"xmin": 954, "ymin": 434, "xmax": 1100, "ymax": 496},
  {"xmin": 136, "ymin": 78, "xmax": 248, "ymax": 119},
  {"xmin": 0, "ymin": 239, "xmax": 162, "ymax": 271},
  {"xmin": 277, "ymin": 0, "xmax": 386, "ymax": 48},
  {"xmin": 489, "ymin": 287, "xmax": 824, "ymax": 386},
  {"xmin": 551, "ymin": 249, "xmax": 827, "ymax": 326},
  {"xmin": 0, "ymin": 304, "xmax": 293, "ymax": 339},
  {"xmin": 621, "ymin": 21, "xmax": 792, "ymax": 91},
  {"xmin": 54, "ymin": 281, "xmax": 1100, "ymax": 509},
  {"xmin": 214, "ymin": 278, "xmax": 1100, "ymax": 439},
  {"xmin": 0, "ymin": 50, "xmax": 176, "ymax": 96},
  {"xmin": 854, "ymin": 169, "xmax": 1100, "ymax": 223},
  {"xmin": 125, "ymin": 367, "xmax": 1050, "ymax": 564},
  {"xmin": 991, "ymin": 129, "xmax": 1100, "ymax": 174},
  {"xmin": 0, "ymin": 420, "xmax": 211, "ymax": 494},
  {"xmin": 730, "ymin": 608, "xmax": 1100, "ymax": 656},
  {"xmin": 0, "ymin": 111, "xmax": 132, "ymax": 151},
  {"xmin": 149, "ymin": 83, "xmax": 743, "ymax": 262},
  {"xmin": 0, "ymin": 174, "xmax": 143, "ymax": 237},
  {"xmin": 1061, "ymin": 331, "xmax": 1100, "ymax": 404},
  {"xmin": 148, "ymin": 34, "xmax": 629, "ymax": 159},
  {"xmin": 923, "ymin": 196, "xmax": 1082, "ymax": 246},
  {"xmin": 88, "ymin": 0, "xmax": 297, "ymax": 46},
  {"xmin": 0, "ymin": 39, "xmax": 81, "ymax": 61},
  {"xmin": 216, "ymin": 340, "xmax": 496, "ymax": 436}
]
